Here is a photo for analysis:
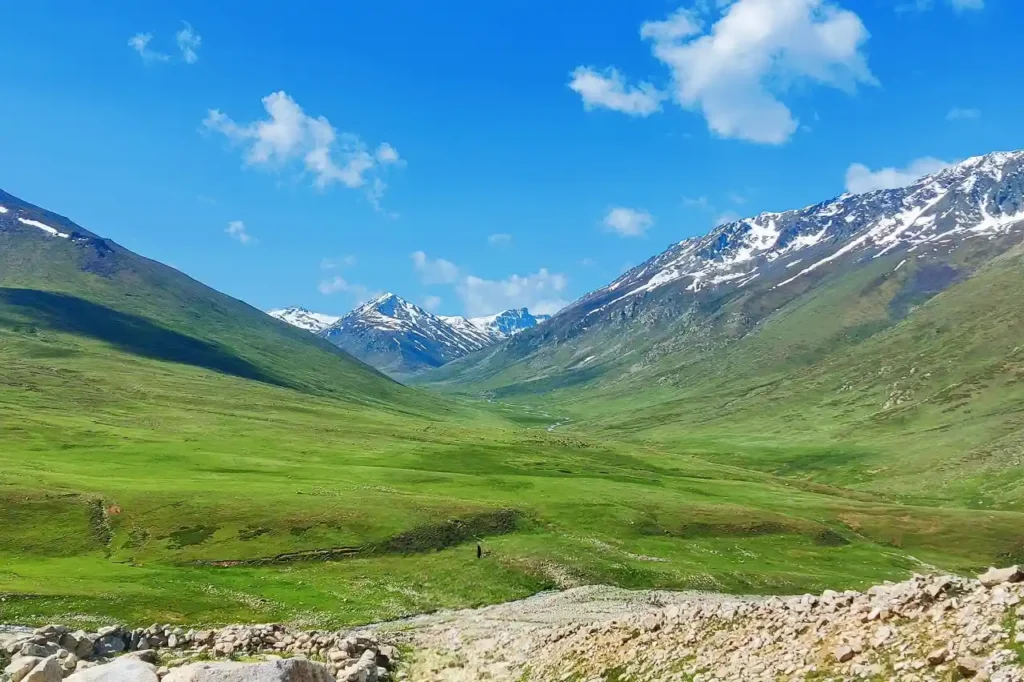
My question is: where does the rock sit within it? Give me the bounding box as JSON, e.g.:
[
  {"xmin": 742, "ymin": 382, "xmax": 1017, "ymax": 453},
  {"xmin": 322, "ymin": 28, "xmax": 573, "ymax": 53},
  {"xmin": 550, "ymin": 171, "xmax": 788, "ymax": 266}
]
[
  {"xmin": 926, "ymin": 647, "xmax": 947, "ymax": 665},
  {"xmin": 74, "ymin": 662, "xmax": 98, "ymax": 673},
  {"xmin": 20, "ymin": 644, "xmax": 59, "ymax": 659},
  {"xmin": 23, "ymin": 657, "xmax": 63, "ymax": 682},
  {"xmin": 127, "ymin": 651, "xmax": 158, "ymax": 665},
  {"xmin": 977, "ymin": 566, "xmax": 1024, "ymax": 588},
  {"xmin": 34, "ymin": 627, "xmax": 67, "ymax": 641},
  {"xmin": 66, "ymin": 657, "xmax": 159, "ymax": 682},
  {"xmin": 374, "ymin": 646, "xmax": 399, "ymax": 671},
  {"xmin": 62, "ymin": 654, "xmax": 80, "ymax": 674},
  {"xmin": 58, "ymin": 634, "xmax": 80, "ymax": 655},
  {"xmin": 72, "ymin": 634, "xmax": 96, "ymax": 660},
  {"xmin": 163, "ymin": 660, "xmax": 334, "ymax": 682},
  {"xmin": 956, "ymin": 656, "xmax": 985, "ymax": 678},
  {"xmin": 94, "ymin": 637, "xmax": 126, "ymax": 658},
  {"xmin": 832, "ymin": 645, "xmax": 855, "ymax": 663},
  {"xmin": 5, "ymin": 657, "xmax": 42, "ymax": 682}
]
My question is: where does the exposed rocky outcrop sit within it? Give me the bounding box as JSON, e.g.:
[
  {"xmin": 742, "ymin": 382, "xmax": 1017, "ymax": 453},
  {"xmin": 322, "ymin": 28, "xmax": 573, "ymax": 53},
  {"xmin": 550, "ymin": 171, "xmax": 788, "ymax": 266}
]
[
  {"xmin": 384, "ymin": 567, "xmax": 1024, "ymax": 681},
  {"xmin": 1, "ymin": 625, "xmax": 397, "ymax": 682},
  {"xmin": 5, "ymin": 566, "xmax": 1024, "ymax": 682}
]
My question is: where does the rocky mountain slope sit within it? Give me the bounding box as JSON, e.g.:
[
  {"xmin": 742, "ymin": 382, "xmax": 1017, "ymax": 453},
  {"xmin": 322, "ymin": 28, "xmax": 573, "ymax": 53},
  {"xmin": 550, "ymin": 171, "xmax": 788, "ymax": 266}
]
[
  {"xmin": 317, "ymin": 294, "xmax": 549, "ymax": 378},
  {"xmin": 426, "ymin": 149, "xmax": 1024, "ymax": 392}
]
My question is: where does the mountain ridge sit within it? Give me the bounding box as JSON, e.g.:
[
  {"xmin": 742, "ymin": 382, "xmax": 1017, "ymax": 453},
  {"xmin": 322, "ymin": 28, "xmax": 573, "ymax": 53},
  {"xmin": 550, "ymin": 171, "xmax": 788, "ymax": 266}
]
[{"xmin": 271, "ymin": 294, "xmax": 551, "ymax": 378}]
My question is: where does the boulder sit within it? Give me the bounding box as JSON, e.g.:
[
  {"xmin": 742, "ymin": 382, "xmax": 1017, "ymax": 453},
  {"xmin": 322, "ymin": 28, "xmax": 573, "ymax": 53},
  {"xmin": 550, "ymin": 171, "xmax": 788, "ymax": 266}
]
[
  {"xmin": 977, "ymin": 566, "xmax": 1024, "ymax": 587},
  {"xmin": 832, "ymin": 645, "xmax": 854, "ymax": 663},
  {"xmin": 956, "ymin": 656, "xmax": 985, "ymax": 678},
  {"xmin": 23, "ymin": 656, "xmax": 63, "ymax": 682},
  {"xmin": 162, "ymin": 659, "xmax": 335, "ymax": 682},
  {"xmin": 66, "ymin": 657, "xmax": 159, "ymax": 682},
  {"xmin": 4, "ymin": 656, "xmax": 42, "ymax": 682}
]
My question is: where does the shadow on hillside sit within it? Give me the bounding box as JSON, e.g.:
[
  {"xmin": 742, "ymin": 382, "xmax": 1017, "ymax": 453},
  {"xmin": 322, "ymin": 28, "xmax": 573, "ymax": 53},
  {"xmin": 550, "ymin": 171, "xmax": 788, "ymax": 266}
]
[{"xmin": 0, "ymin": 288, "xmax": 288, "ymax": 388}]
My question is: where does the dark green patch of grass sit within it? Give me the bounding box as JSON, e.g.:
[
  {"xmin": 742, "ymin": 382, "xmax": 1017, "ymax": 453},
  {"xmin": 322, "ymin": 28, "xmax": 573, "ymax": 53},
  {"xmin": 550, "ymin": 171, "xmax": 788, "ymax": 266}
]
[{"xmin": 166, "ymin": 526, "xmax": 218, "ymax": 549}]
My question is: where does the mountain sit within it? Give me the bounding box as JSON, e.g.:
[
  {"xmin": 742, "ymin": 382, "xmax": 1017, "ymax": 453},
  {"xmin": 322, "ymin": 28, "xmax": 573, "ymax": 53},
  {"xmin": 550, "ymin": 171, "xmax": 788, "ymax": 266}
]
[
  {"xmin": 318, "ymin": 294, "xmax": 549, "ymax": 378},
  {"xmin": 418, "ymin": 150, "xmax": 1024, "ymax": 503},
  {"xmin": 0, "ymin": 188, "xmax": 427, "ymax": 406},
  {"xmin": 456, "ymin": 308, "xmax": 552, "ymax": 338},
  {"xmin": 267, "ymin": 306, "xmax": 340, "ymax": 333}
]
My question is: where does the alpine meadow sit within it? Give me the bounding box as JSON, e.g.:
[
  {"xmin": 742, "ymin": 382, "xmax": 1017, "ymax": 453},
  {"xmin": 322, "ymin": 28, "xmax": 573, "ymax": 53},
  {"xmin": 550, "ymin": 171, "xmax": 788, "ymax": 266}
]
[{"xmin": 5, "ymin": 2, "xmax": 1024, "ymax": 681}]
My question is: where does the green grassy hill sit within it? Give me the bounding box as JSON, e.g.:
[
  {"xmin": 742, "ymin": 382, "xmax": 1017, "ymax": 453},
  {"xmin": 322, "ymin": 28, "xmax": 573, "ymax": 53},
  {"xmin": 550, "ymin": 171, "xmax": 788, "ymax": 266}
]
[
  {"xmin": 3, "ymin": 189, "xmax": 1024, "ymax": 628},
  {"xmin": 419, "ymin": 238, "xmax": 1024, "ymax": 509}
]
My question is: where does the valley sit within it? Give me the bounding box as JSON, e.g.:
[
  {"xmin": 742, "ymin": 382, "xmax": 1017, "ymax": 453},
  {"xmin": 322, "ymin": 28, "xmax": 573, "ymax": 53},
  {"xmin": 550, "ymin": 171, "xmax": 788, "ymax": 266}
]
[{"xmin": 3, "ymin": 150, "xmax": 1024, "ymax": 633}]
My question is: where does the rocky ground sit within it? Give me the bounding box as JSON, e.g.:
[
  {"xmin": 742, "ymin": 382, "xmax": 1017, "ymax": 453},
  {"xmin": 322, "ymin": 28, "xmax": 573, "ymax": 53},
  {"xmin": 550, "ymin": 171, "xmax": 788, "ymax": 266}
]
[{"xmin": 4, "ymin": 567, "xmax": 1024, "ymax": 682}]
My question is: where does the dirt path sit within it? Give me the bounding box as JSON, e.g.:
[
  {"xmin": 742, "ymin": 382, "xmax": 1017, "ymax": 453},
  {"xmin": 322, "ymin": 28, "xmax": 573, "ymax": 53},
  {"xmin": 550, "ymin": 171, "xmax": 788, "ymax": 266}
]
[{"xmin": 360, "ymin": 585, "xmax": 765, "ymax": 681}]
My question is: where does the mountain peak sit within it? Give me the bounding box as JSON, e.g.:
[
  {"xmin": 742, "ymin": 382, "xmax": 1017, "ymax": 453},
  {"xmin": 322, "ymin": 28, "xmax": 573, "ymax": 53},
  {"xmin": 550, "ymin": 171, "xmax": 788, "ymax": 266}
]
[{"xmin": 267, "ymin": 307, "xmax": 340, "ymax": 333}]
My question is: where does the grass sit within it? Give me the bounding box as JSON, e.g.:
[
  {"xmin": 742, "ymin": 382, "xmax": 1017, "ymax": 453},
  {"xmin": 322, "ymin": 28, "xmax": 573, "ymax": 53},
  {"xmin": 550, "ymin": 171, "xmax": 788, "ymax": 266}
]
[
  {"xmin": 2, "ymin": 195, "xmax": 1024, "ymax": 628},
  {"xmin": 421, "ymin": 241, "xmax": 1024, "ymax": 510},
  {"xmin": 2, "ymin": 318, "xmax": 1022, "ymax": 627}
]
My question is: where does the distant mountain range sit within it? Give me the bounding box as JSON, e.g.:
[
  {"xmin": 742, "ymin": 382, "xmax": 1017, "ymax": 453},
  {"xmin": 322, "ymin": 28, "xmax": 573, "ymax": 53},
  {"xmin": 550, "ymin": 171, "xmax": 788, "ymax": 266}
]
[{"xmin": 268, "ymin": 295, "xmax": 549, "ymax": 378}]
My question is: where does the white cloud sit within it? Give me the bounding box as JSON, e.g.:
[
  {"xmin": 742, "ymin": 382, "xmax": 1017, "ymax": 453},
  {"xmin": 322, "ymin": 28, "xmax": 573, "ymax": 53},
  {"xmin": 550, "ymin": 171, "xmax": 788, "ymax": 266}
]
[
  {"xmin": 951, "ymin": 0, "xmax": 984, "ymax": 8},
  {"xmin": 683, "ymin": 195, "xmax": 710, "ymax": 209},
  {"xmin": 321, "ymin": 255, "xmax": 357, "ymax": 270},
  {"xmin": 579, "ymin": 257, "xmax": 597, "ymax": 267},
  {"xmin": 844, "ymin": 157, "xmax": 951, "ymax": 194},
  {"xmin": 375, "ymin": 143, "xmax": 403, "ymax": 165},
  {"xmin": 317, "ymin": 276, "xmax": 377, "ymax": 303},
  {"xmin": 580, "ymin": 0, "xmax": 877, "ymax": 145},
  {"xmin": 458, "ymin": 269, "xmax": 569, "ymax": 317},
  {"xmin": 640, "ymin": 8, "xmax": 703, "ymax": 41},
  {"xmin": 202, "ymin": 91, "xmax": 403, "ymax": 206},
  {"xmin": 411, "ymin": 251, "xmax": 460, "ymax": 284},
  {"xmin": 421, "ymin": 295, "xmax": 443, "ymax": 311},
  {"xmin": 568, "ymin": 67, "xmax": 665, "ymax": 117},
  {"xmin": 128, "ymin": 33, "xmax": 170, "ymax": 62},
  {"xmin": 715, "ymin": 211, "xmax": 741, "ymax": 227},
  {"xmin": 603, "ymin": 207, "xmax": 654, "ymax": 237},
  {"xmin": 946, "ymin": 107, "xmax": 981, "ymax": 121},
  {"xmin": 410, "ymin": 251, "xmax": 569, "ymax": 317},
  {"xmin": 176, "ymin": 22, "xmax": 201, "ymax": 64},
  {"xmin": 487, "ymin": 233, "xmax": 512, "ymax": 246},
  {"xmin": 727, "ymin": 192, "xmax": 747, "ymax": 205},
  {"xmin": 225, "ymin": 220, "xmax": 253, "ymax": 245}
]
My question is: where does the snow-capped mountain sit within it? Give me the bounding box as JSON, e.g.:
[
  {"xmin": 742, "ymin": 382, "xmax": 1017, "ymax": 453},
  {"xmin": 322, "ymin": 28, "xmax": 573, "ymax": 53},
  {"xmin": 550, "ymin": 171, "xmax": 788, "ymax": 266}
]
[
  {"xmin": 267, "ymin": 307, "xmax": 341, "ymax": 333},
  {"xmin": 463, "ymin": 308, "xmax": 552, "ymax": 338},
  {"xmin": 317, "ymin": 293, "xmax": 549, "ymax": 378},
  {"xmin": 569, "ymin": 150, "xmax": 1024, "ymax": 319},
  {"xmin": 421, "ymin": 149, "xmax": 1024, "ymax": 389}
]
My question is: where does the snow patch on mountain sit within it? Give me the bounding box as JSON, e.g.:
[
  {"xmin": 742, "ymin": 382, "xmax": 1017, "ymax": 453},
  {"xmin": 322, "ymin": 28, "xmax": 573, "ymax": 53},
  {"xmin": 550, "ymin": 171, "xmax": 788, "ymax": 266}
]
[
  {"xmin": 17, "ymin": 217, "xmax": 69, "ymax": 239},
  {"xmin": 267, "ymin": 307, "xmax": 341, "ymax": 333}
]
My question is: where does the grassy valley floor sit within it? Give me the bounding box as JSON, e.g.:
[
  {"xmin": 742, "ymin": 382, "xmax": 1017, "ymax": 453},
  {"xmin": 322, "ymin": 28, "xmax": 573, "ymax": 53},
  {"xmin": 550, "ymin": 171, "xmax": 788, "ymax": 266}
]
[{"xmin": 3, "ymin": 324, "xmax": 1024, "ymax": 628}]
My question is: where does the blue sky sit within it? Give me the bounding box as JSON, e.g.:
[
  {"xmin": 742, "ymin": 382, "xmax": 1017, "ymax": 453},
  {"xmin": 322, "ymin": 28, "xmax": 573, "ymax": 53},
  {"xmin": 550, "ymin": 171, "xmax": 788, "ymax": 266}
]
[{"xmin": 2, "ymin": 0, "xmax": 1022, "ymax": 318}]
